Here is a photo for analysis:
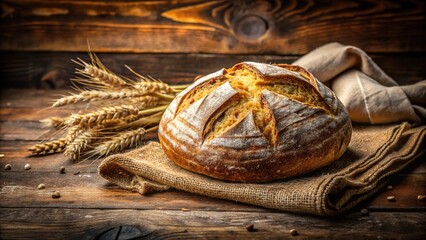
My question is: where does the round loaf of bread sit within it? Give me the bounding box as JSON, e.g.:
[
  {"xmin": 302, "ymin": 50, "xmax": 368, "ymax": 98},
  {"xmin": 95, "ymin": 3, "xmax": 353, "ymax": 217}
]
[{"xmin": 158, "ymin": 62, "xmax": 352, "ymax": 182}]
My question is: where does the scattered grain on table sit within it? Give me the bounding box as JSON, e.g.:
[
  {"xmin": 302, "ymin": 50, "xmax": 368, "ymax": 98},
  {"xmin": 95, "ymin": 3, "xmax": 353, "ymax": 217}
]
[
  {"xmin": 24, "ymin": 163, "xmax": 31, "ymax": 170},
  {"xmin": 290, "ymin": 229, "xmax": 298, "ymax": 236},
  {"xmin": 52, "ymin": 191, "xmax": 61, "ymax": 198},
  {"xmin": 360, "ymin": 208, "xmax": 369, "ymax": 216},
  {"xmin": 387, "ymin": 196, "xmax": 396, "ymax": 202},
  {"xmin": 245, "ymin": 224, "xmax": 255, "ymax": 232},
  {"xmin": 37, "ymin": 184, "xmax": 46, "ymax": 190},
  {"xmin": 4, "ymin": 164, "xmax": 11, "ymax": 170}
]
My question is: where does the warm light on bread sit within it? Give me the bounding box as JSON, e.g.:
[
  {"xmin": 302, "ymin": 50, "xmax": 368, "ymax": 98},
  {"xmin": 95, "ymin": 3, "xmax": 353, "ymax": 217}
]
[{"xmin": 159, "ymin": 62, "xmax": 352, "ymax": 182}]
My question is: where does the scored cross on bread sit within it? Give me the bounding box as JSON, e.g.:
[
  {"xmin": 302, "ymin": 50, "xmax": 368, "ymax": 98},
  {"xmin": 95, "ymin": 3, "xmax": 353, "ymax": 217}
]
[{"xmin": 159, "ymin": 62, "xmax": 352, "ymax": 182}]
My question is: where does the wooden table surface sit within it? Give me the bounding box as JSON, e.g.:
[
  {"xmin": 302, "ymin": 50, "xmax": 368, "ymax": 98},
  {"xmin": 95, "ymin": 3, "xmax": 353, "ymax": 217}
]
[
  {"xmin": 0, "ymin": 1, "xmax": 425, "ymax": 238},
  {"xmin": 0, "ymin": 88, "xmax": 425, "ymax": 239}
]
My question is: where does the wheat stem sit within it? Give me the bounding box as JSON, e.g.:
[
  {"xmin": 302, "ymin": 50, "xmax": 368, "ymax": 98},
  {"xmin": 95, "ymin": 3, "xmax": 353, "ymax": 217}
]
[
  {"xmin": 152, "ymin": 92, "xmax": 176, "ymax": 101},
  {"xmin": 137, "ymin": 104, "xmax": 168, "ymax": 116}
]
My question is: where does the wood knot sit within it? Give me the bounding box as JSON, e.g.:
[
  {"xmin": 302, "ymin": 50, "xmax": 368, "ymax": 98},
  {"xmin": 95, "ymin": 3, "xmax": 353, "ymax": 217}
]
[{"xmin": 233, "ymin": 15, "xmax": 268, "ymax": 41}]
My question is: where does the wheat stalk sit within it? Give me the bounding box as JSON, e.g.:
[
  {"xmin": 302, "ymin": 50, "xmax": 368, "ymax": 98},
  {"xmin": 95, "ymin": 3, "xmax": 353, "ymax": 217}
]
[{"xmin": 28, "ymin": 139, "xmax": 67, "ymax": 155}]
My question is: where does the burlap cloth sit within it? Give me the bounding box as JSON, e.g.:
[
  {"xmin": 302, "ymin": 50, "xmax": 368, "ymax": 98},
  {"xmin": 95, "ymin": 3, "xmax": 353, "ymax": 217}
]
[{"xmin": 98, "ymin": 43, "xmax": 426, "ymax": 216}]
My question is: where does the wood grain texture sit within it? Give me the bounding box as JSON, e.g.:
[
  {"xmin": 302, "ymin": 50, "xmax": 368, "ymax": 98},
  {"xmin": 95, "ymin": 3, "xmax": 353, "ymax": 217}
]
[
  {"xmin": 0, "ymin": 169, "xmax": 424, "ymax": 211},
  {"xmin": 1, "ymin": 52, "xmax": 425, "ymax": 89},
  {"xmin": 0, "ymin": 88, "xmax": 425, "ymax": 239},
  {"xmin": 0, "ymin": 0, "xmax": 425, "ymax": 54},
  {"xmin": 0, "ymin": 208, "xmax": 425, "ymax": 240}
]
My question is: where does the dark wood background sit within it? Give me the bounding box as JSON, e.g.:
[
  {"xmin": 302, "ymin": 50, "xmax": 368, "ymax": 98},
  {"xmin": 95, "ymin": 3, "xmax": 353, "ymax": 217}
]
[
  {"xmin": 0, "ymin": 0, "xmax": 425, "ymax": 239},
  {"xmin": 0, "ymin": 0, "xmax": 425, "ymax": 88}
]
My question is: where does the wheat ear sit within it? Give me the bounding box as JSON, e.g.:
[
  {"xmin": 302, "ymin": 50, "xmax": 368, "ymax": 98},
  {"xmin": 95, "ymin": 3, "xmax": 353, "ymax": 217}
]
[
  {"xmin": 66, "ymin": 105, "xmax": 140, "ymax": 127},
  {"xmin": 28, "ymin": 139, "xmax": 67, "ymax": 155},
  {"xmin": 93, "ymin": 127, "xmax": 157, "ymax": 157},
  {"xmin": 132, "ymin": 79, "xmax": 174, "ymax": 94},
  {"xmin": 64, "ymin": 131, "xmax": 96, "ymax": 160},
  {"xmin": 72, "ymin": 57, "xmax": 128, "ymax": 88},
  {"xmin": 65, "ymin": 126, "xmax": 83, "ymax": 143}
]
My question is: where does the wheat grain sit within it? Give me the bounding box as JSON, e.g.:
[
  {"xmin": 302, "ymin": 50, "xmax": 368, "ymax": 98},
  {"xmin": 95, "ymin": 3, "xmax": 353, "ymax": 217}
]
[
  {"xmin": 65, "ymin": 126, "xmax": 83, "ymax": 143},
  {"xmin": 100, "ymin": 119, "xmax": 125, "ymax": 128},
  {"xmin": 28, "ymin": 139, "xmax": 67, "ymax": 155},
  {"xmin": 64, "ymin": 131, "xmax": 96, "ymax": 160}
]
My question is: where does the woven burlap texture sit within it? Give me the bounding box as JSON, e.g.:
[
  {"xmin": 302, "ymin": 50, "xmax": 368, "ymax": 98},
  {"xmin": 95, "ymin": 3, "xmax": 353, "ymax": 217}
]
[{"xmin": 99, "ymin": 123, "xmax": 425, "ymax": 216}]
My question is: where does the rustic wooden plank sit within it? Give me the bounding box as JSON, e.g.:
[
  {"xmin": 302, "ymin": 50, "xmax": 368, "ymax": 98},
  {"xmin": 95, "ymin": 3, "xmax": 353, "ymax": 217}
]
[
  {"xmin": 0, "ymin": 89, "xmax": 69, "ymax": 108},
  {"xmin": 1, "ymin": 52, "xmax": 424, "ymax": 89},
  {"xmin": 0, "ymin": 140, "xmax": 156, "ymax": 171},
  {"xmin": 0, "ymin": 208, "xmax": 425, "ymax": 239},
  {"xmin": 0, "ymin": 172, "xmax": 263, "ymax": 212},
  {"xmin": 0, "ymin": 107, "xmax": 74, "ymax": 121},
  {"xmin": 0, "ymin": 121, "xmax": 53, "ymax": 141},
  {"xmin": 1, "ymin": 0, "xmax": 424, "ymax": 54},
  {"xmin": 0, "ymin": 140, "xmax": 98, "ymax": 170},
  {"xmin": 364, "ymin": 173, "xmax": 426, "ymax": 210},
  {"xmin": 0, "ymin": 166, "xmax": 424, "ymax": 211}
]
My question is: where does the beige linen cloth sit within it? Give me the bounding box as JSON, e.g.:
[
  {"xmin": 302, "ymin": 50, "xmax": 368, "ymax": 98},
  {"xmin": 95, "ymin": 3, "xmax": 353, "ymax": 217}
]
[{"xmin": 99, "ymin": 43, "xmax": 425, "ymax": 216}]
